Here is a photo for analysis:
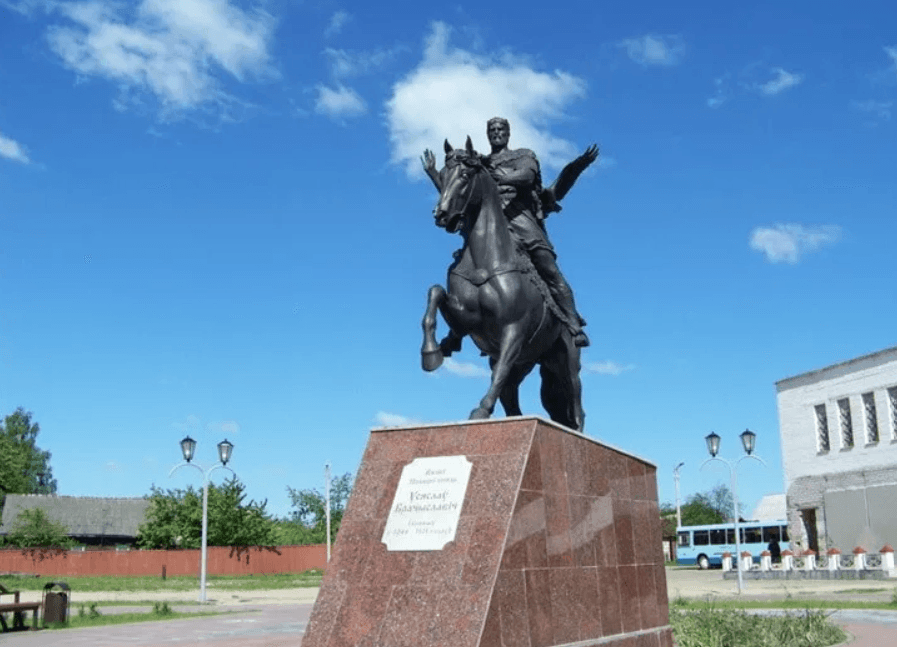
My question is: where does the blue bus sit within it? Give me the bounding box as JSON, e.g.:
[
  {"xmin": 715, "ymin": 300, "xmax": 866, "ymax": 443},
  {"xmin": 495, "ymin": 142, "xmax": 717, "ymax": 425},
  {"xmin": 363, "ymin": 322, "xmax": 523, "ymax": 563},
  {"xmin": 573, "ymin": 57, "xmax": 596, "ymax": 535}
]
[{"xmin": 676, "ymin": 520, "xmax": 790, "ymax": 569}]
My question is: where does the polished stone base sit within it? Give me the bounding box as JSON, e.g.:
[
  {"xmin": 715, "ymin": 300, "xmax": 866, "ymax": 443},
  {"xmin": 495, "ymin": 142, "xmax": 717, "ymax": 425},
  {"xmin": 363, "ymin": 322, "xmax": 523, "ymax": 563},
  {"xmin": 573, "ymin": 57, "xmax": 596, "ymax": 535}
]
[{"xmin": 302, "ymin": 417, "xmax": 671, "ymax": 647}]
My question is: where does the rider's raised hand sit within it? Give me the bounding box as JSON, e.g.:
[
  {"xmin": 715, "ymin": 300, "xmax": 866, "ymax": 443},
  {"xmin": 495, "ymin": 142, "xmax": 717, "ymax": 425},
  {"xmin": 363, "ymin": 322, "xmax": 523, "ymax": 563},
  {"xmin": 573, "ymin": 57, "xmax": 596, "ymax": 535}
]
[
  {"xmin": 581, "ymin": 144, "xmax": 599, "ymax": 165},
  {"xmin": 421, "ymin": 149, "xmax": 437, "ymax": 173}
]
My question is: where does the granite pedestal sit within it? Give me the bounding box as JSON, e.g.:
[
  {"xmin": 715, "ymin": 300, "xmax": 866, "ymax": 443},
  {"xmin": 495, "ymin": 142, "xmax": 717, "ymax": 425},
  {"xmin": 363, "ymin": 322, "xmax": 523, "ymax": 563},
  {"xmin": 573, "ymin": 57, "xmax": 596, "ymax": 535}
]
[{"xmin": 303, "ymin": 417, "xmax": 671, "ymax": 647}]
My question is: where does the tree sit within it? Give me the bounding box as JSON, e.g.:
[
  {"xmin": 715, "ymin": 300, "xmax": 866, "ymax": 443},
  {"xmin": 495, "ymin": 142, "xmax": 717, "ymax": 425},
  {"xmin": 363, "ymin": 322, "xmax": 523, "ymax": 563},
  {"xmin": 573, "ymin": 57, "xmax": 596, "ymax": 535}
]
[
  {"xmin": 658, "ymin": 502, "xmax": 677, "ymax": 538},
  {"xmin": 136, "ymin": 477, "xmax": 274, "ymax": 549},
  {"xmin": 676, "ymin": 483, "xmax": 735, "ymax": 526},
  {"xmin": 279, "ymin": 472, "xmax": 353, "ymax": 545},
  {"xmin": 3, "ymin": 508, "xmax": 74, "ymax": 548},
  {"xmin": 0, "ymin": 408, "xmax": 57, "ymax": 512}
]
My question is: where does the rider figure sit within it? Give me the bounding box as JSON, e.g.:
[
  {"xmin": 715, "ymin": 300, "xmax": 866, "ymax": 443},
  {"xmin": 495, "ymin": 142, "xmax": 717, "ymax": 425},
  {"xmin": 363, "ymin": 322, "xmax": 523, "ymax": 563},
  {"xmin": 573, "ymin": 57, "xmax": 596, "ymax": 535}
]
[{"xmin": 481, "ymin": 117, "xmax": 589, "ymax": 347}]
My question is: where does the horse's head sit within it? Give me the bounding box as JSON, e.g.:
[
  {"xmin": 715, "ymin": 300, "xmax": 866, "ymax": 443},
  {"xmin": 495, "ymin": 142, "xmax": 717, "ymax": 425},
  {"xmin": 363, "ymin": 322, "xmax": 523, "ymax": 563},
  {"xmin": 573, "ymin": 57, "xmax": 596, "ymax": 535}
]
[{"xmin": 434, "ymin": 136, "xmax": 483, "ymax": 234}]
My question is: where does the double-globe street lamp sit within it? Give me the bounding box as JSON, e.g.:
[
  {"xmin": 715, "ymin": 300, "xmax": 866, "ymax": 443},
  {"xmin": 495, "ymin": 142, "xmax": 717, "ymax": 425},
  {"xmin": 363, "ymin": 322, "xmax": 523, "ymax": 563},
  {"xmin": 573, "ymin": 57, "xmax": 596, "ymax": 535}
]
[
  {"xmin": 701, "ymin": 429, "xmax": 765, "ymax": 595},
  {"xmin": 170, "ymin": 436, "xmax": 235, "ymax": 603}
]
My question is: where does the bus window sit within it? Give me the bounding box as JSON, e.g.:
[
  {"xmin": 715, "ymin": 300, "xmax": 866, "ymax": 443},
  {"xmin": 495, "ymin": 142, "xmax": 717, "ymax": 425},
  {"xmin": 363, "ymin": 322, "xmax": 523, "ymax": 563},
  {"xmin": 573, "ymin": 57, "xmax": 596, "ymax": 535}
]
[
  {"xmin": 727, "ymin": 529, "xmax": 736, "ymax": 544},
  {"xmin": 781, "ymin": 526, "xmax": 789, "ymax": 541},
  {"xmin": 743, "ymin": 527, "xmax": 762, "ymax": 543},
  {"xmin": 694, "ymin": 530, "xmax": 710, "ymax": 546},
  {"xmin": 762, "ymin": 526, "xmax": 781, "ymax": 543},
  {"xmin": 710, "ymin": 529, "xmax": 727, "ymax": 545},
  {"xmin": 677, "ymin": 532, "xmax": 690, "ymax": 547}
]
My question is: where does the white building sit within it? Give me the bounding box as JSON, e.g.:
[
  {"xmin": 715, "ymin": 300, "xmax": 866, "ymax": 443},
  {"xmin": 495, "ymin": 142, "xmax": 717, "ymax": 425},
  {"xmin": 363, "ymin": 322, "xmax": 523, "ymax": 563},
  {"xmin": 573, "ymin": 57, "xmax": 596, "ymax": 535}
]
[
  {"xmin": 776, "ymin": 346, "xmax": 897, "ymax": 554},
  {"xmin": 750, "ymin": 494, "xmax": 786, "ymax": 521}
]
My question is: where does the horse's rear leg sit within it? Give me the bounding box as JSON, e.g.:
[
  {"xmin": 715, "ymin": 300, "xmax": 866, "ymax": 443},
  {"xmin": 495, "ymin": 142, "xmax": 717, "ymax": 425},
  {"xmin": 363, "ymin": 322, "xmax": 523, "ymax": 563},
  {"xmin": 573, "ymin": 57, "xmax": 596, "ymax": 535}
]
[
  {"xmin": 493, "ymin": 359, "xmax": 534, "ymax": 417},
  {"xmin": 422, "ymin": 285, "xmax": 446, "ymax": 371},
  {"xmin": 539, "ymin": 337, "xmax": 585, "ymax": 432},
  {"xmin": 471, "ymin": 325, "xmax": 525, "ymax": 419}
]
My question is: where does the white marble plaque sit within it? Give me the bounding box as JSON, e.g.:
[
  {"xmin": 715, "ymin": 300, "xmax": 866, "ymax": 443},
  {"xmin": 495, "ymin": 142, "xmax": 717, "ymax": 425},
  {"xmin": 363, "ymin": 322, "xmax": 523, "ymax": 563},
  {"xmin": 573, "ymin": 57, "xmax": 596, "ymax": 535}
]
[{"xmin": 381, "ymin": 455, "xmax": 472, "ymax": 551}]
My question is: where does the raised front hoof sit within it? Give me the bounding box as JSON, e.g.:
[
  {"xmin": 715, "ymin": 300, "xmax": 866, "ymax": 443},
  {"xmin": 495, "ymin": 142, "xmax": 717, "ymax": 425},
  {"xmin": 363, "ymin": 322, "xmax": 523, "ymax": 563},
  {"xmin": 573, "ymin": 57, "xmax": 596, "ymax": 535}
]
[
  {"xmin": 421, "ymin": 350, "xmax": 444, "ymax": 372},
  {"xmin": 469, "ymin": 407, "xmax": 491, "ymax": 420}
]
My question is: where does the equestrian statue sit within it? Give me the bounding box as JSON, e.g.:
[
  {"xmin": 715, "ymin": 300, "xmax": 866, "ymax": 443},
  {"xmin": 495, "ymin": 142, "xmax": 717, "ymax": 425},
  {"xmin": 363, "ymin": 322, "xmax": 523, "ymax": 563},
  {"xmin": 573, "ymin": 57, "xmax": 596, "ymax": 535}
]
[{"xmin": 420, "ymin": 118, "xmax": 598, "ymax": 431}]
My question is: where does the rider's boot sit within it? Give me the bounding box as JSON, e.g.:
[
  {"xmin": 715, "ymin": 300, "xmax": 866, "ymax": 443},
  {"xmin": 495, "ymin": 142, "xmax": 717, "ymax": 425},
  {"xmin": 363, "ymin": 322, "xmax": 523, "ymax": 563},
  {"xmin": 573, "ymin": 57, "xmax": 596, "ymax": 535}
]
[
  {"xmin": 551, "ymin": 284, "xmax": 590, "ymax": 348},
  {"xmin": 530, "ymin": 249, "xmax": 590, "ymax": 347}
]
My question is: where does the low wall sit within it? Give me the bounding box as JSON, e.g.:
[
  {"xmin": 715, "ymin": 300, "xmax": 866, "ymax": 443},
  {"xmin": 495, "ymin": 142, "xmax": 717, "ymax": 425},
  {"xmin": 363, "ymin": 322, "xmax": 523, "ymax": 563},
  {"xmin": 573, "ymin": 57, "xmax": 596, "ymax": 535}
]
[
  {"xmin": 0, "ymin": 544, "xmax": 327, "ymax": 577},
  {"xmin": 724, "ymin": 570, "xmax": 893, "ymax": 580}
]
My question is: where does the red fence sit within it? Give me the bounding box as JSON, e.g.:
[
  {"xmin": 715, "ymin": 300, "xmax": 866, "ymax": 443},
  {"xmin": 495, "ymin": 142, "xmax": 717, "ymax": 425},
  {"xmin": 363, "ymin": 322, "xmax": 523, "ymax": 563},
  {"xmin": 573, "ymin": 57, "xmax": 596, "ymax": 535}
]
[{"xmin": 0, "ymin": 544, "xmax": 327, "ymax": 577}]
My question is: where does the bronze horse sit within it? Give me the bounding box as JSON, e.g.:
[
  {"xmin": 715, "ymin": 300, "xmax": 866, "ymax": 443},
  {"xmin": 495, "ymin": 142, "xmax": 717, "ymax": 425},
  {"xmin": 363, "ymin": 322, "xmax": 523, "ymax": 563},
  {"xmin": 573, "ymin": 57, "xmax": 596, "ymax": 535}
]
[{"xmin": 421, "ymin": 138, "xmax": 584, "ymax": 431}]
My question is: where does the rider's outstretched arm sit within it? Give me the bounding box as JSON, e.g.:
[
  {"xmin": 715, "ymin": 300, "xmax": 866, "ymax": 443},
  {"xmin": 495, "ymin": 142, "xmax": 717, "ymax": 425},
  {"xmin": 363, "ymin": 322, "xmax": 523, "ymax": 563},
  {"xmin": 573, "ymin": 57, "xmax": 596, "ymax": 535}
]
[{"xmin": 421, "ymin": 149, "xmax": 442, "ymax": 192}]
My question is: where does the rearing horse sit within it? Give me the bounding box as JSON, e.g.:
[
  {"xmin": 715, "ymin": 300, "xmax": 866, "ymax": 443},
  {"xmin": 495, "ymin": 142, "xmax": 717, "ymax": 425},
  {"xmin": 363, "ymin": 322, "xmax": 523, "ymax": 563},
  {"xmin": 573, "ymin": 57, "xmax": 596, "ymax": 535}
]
[{"xmin": 421, "ymin": 137, "xmax": 584, "ymax": 431}]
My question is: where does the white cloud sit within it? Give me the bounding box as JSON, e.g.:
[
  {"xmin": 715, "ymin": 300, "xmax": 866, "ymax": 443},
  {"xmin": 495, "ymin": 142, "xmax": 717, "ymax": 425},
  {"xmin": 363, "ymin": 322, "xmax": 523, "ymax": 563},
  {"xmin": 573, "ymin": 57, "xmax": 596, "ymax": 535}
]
[
  {"xmin": 324, "ymin": 10, "xmax": 350, "ymax": 38},
  {"xmin": 758, "ymin": 68, "xmax": 802, "ymax": 96},
  {"xmin": 316, "ymin": 46, "xmax": 399, "ymax": 123},
  {"xmin": 374, "ymin": 411, "xmax": 422, "ymax": 427},
  {"xmin": 43, "ymin": 0, "xmax": 276, "ymax": 119},
  {"xmin": 442, "ymin": 357, "xmax": 490, "ymax": 378},
  {"xmin": 749, "ymin": 223, "xmax": 841, "ymax": 264},
  {"xmin": 324, "ymin": 47, "xmax": 400, "ymax": 79},
  {"xmin": 172, "ymin": 414, "xmax": 202, "ymax": 431},
  {"xmin": 0, "ymin": 131, "xmax": 31, "ymax": 163},
  {"xmin": 386, "ymin": 21, "xmax": 587, "ymax": 178},
  {"xmin": 584, "ymin": 360, "xmax": 635, "ymax": 376},
  {"xmin": 105, "ymin": 460, "xmax": 123, "ymax": 472},
  {"xmin": 707, "ymin": 75, "xmax": 729, "ymax": 109},
  {"xmin": 886, "ymin": 45, "xmax": 897, "ymax": 71},
  {"xmin": 0, "ymin": 0, "xmax": 42, "ymax": 15},
  {"xmin": 619, "ymin": 34, "xmax": 685, "ymax": 67},
  {"xmin": 852, "ymin": 99, "xmax": 892, "ymax": 122},
  {"xmin": 208, "ymin": 420, "xmax": 240, "ymax": 435},
  {"xmin": 315, "ymin": 84, "xmax": 367, "ymax": 120}
]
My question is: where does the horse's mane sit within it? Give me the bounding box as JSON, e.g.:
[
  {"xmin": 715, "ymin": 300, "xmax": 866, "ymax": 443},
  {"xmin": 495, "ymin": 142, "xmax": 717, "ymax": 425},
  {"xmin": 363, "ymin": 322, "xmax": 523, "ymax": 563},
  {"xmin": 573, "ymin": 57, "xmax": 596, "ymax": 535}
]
[{"xmin": 444, "ymin": 148, "xmax": 484, "ymax": 169}]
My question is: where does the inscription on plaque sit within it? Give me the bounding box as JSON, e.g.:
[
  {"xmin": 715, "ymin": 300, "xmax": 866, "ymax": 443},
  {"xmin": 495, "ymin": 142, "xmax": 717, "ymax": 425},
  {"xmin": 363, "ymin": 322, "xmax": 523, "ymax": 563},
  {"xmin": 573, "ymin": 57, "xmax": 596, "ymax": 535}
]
[{"xmin": 381, "ymin": 455, "xmax": 472, "ymax": 551}]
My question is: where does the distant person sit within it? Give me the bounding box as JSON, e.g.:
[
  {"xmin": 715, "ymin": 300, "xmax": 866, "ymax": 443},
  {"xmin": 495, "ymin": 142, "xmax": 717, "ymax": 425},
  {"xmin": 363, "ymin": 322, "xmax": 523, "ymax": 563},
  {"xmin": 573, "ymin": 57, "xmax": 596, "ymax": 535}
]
[{"xmin": 768, "ymin": 539, "xmax": 781, "ymax": 563}]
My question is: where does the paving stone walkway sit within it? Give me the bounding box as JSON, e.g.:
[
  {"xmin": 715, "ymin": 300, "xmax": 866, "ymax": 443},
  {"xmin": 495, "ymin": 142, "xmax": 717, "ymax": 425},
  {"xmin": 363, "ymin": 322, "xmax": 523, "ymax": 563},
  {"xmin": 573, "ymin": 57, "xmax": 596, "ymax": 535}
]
[
  {"xmin": 0, "ymin": 603, "xmax": 311, "ymax": 646},
  {"xmin": 1, "ymin": 569, "xmax": 895, "ymax": 645}
]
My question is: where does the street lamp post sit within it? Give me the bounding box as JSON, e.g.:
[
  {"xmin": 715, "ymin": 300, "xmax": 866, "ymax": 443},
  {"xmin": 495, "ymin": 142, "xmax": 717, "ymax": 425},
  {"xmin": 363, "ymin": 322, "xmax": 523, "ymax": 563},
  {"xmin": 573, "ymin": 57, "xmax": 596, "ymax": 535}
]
[
  {"xmin": 673, "ymin": 462, "xmax": 685, "ymax": 530},
  {"xmin": 324, "ymin": 462, "xmax": 332, "ymax": 563},
  {"xmin": 701, "ymin": 429, "xmax": 765, "ymax": 595},
  {"xmin": 170, "ymin": 436, "xmax": 235, "ymax": 603}
]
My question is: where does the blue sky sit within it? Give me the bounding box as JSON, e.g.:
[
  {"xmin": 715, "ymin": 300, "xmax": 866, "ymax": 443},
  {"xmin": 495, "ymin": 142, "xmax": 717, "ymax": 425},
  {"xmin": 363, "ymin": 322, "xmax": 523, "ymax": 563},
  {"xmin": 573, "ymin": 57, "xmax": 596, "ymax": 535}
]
[{"xmin": 2, "ymin": 0, "xmax": 896, "ymax": 521}]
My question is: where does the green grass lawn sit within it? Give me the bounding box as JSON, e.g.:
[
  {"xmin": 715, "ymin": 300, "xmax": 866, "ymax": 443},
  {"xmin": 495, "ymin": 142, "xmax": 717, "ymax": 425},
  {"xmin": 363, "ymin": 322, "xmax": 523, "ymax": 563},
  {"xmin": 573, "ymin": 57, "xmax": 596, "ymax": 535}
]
[
  {"xmin": 672, "ymin": 590, "xmax": 897, "ymax": 611},
  {"xmin": 0, "ymin": 569, "xmax": 323, "ymax": 593},
  {"xmin": 39, "ymin": 602, "xmax": 226, "ymax": 630},
  {"xmin": 671, "ymin": 607, "xmax": 847, "ymax": 647}
]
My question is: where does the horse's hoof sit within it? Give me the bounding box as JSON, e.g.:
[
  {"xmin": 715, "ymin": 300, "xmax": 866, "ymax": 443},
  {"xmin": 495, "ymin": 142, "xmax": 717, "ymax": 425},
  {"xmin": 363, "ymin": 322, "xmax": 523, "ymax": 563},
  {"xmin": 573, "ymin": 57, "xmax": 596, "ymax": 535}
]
[
  {"xmin": 469, "ymin": 407, "xmax": 491, "ymax": 420},
  {"xmin": 422, "ymin": 350, "xmax": 444, "ymax": 372}
]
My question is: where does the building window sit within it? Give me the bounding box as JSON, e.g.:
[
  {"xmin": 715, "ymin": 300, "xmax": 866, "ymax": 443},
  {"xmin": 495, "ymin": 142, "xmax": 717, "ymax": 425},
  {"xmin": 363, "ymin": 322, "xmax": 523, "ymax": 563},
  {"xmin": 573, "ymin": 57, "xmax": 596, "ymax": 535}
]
[
  {"xmin": 889, "ymin": 387, "xmax": 897, "ymax": 441},
  {"xmin": 815, "ymin": 404, "xmax": 830, "ymax": 452},
  {"xmin": 863, "ymin": 392, "xmax": 879, "ymax": 444},
  {"xmin": 838, "ymin": 398, "xmax": 853, "ymax": 449}
]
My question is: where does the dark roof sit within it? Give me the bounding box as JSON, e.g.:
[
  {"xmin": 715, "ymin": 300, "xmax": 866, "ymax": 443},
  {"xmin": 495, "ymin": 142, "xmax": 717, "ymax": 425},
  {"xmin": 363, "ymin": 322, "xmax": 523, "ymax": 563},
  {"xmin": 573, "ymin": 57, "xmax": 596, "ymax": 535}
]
[{"xmin": 0, "ymin": 495, "xmax": 150, "ymax": 538}]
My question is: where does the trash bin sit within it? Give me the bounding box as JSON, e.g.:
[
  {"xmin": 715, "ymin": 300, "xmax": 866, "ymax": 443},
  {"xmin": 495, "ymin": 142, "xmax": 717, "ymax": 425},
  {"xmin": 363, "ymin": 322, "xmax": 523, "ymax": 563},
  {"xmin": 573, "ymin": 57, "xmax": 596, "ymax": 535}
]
[{"xmin": 42, "ymin": 582, "xmax": 70, "ymax": 625}]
